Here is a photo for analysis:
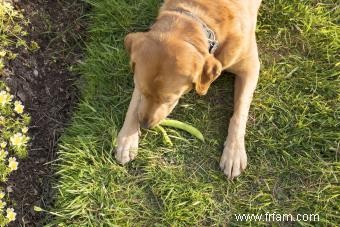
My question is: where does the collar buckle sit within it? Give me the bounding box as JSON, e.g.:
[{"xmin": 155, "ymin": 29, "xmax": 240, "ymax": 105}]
[
  {"xmin": 209, "ymin": 40, "xmax": 219, "ymax": 54},
  {"xmin": 172, "ymin": 8, "xmax": 219, "ymax": 55}
]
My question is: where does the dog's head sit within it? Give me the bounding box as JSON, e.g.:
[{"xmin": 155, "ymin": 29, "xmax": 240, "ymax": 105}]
[{"xmin": 125, "ymin": 32, "xmax": 221, "ymax": 128}]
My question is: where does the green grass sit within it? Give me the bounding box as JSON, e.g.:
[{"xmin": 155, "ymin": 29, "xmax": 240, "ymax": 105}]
[{"xmin": 51, "ymin": 0, "xmax": 339, "ymax": 225}]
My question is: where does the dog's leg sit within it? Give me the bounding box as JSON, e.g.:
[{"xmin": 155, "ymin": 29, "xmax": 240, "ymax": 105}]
[
  {"xmin": 220, "ymin": 55, "xmax": 260, "ymax": 179},
  {"xmin": 116, "ymin": 88, "xmax": 140, "ymax": 164}
]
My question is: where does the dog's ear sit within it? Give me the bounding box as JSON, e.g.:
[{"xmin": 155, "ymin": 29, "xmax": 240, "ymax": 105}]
[
  {"xmin": 124, "ymin": 32, "xmax": 144, "ymax": 55},
  {"xmin": 195, "ymin": 55, "xmax": 222, "ymax": 95}
]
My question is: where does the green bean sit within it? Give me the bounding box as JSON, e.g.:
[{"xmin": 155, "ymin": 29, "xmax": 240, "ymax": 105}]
[
  {"xmin": 159, "ymin": 119, "xmax": 205, "ymax": 142},
  {"xmin": 155, "ymin": 125, "xmax": 173, "ymax": 147}
]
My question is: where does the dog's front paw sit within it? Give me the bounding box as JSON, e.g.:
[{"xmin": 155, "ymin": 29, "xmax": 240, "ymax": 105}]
[
  {"xmin": 219, "ymin": 137, "xmax": 247, "ymax": 179},
  {"xmin": 115, "ymin": 129, "xmax": 139, "ymax": 165}
]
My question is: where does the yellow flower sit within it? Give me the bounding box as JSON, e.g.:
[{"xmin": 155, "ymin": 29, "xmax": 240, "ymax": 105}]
[
  {"xmin": 0, "ymin": 142, "xmax": 6, "ymax": 148},
  {"xmin": 6, "ymin": 208, "xmax": 16, "ymax": 222},
  {"xmin": 0, "ymin": 50, "xmax": 6, "ymax": 57},
  {"xmin": 0, "ymin": 191, "xmax": 4, "ymax": 199},
  {"xmin": 22, "ymin": 127, "xmax": 28, "ymax": 134},
  {"xmin": 8, "ymin": 157, "xmax": 18, "ymax": 171},
  {"xmin": 0, "ymin": 200, "xmax": 6, "ymax": 209},
  {"xmin": 10, "ymin": 133, "xmax": 26, "ymax": 147},
  {"xmin": 3, "ymin": 2, "xmax": 13, "ymax": 11},
  {"xmin": 0, "ymin": 149, "xmax": 8, "ymax": 160},
  {"xmin": 4, "ymin": 2, "xmax": 13, "ymax": 9},
  {"xmin": 0, "ymin": 90, "xmax": 11, "ymax": 106},
  {"xmin": 14, "ymin": 100, "xmax": 24, "ymax": 114}
]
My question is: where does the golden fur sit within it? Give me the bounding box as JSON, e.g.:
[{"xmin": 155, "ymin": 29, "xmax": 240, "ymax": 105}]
[{"xmin": 117, "ymin": 0, "xmax": 262, "ymax": 179}]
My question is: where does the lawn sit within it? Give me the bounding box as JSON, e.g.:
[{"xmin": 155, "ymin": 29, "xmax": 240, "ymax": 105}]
[{"xmin": 51, "ymin": 0, "xmax": 339, "ymax": 225}]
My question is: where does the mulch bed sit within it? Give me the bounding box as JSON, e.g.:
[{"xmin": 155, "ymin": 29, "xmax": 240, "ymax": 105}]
[{"xmin": 1, "ymin": 0, "xmax": 87, "ymax": 225}]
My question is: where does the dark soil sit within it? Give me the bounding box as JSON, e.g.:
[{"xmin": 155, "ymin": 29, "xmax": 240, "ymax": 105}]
[{"xmin": 1, "ymin": 0, "xmax": 87, "ymax": 226}]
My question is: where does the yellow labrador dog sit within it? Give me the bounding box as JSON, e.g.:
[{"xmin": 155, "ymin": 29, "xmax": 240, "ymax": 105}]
[{"xmin": 116, "ymin": 0, "xmax": 262, "ymax": 179}]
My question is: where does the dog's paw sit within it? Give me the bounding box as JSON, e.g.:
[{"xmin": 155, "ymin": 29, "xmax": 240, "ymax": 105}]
[
  {"xmin": 219, "ymin": 137, "xmax": 247, "ymax": 179},
  {"xmin": 115, "ymin": 130, "xmax": 139, "ymax": 165}
]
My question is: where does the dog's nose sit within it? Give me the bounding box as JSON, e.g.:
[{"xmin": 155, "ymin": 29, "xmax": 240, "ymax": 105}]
[{"xmin": 140, "ymin": 118, "xmax": 151, "ymax": 129}]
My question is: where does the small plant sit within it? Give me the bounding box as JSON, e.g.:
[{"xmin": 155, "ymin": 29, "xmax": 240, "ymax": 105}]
[
  {"xmin": 0, "ymin": 81, "xmax": 30, "ymax": 225},
  {"xmin": 0, "ymin": 1, "xmax": 39, "ymax": 75},
  {"xmin": 0, "ymin": 1, "xmax": 32, "ymax": 224}
]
